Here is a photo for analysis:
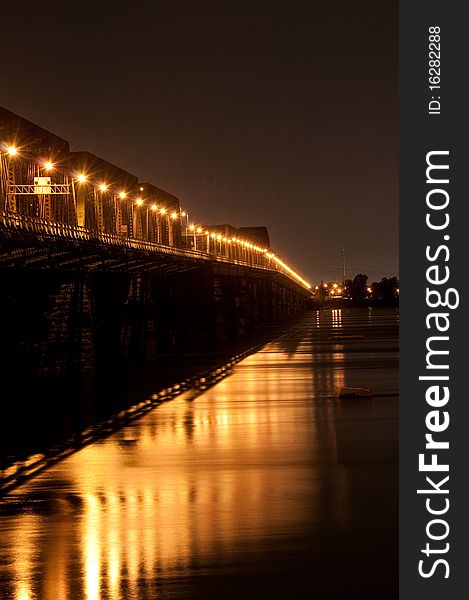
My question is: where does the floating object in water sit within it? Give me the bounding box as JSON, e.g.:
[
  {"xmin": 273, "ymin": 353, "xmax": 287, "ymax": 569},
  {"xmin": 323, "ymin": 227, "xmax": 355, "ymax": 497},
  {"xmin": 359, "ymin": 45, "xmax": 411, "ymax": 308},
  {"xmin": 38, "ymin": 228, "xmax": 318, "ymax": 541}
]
[{"xmin": 335, "ymin": 386, "xmax": 373, "ymax": 399}]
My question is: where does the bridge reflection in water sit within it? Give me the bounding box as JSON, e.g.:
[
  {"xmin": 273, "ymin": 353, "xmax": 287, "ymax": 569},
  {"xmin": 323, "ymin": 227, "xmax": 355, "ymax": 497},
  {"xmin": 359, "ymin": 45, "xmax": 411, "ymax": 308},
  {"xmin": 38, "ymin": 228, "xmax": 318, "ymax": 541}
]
[{"xmin": 0, "ymin": 308, "xmax": 398, "ymax": 599}]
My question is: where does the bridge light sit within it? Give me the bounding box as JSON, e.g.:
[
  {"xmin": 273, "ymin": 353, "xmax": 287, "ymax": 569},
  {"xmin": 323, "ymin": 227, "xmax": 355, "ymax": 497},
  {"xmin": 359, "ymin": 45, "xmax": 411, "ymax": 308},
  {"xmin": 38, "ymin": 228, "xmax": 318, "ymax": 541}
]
[
  {"xmin": 189, "ymin": 224, "xmax": 195, "ymax": 231},
  {"xmin": 99, "ymin": 183, "xmax": 108, "ymax": 192},
  {"xmin": 151, "ymin": 204, "xmax": 158, "ymax": 211},
  {"xmin": 216, "ymin": 234, "xmax": 222, "ymax": 240},
  {"xmin": 77, "ymin": 173, "xmax": 87, "ymax": 183},
  {"xmin": 119, "ymin": 191, "xmax": 127, "ymax": 199},
  {"xmin": 210, "ymin": 233, "xmax": 216, "ymax": 238},
  {"xmin": 136, "ymin": 198, "xmax": 144, "ymax": 206},
  {"xmin": 181, "ymin": 211, "xmax": 187, "ymax": 217},
  {"xmin": 44, "ymin": 161, "xmax": 54, "ymax": 171},
  {"xmin": 171, "ymin": 212, "xmax": 178, "ymax": 220},
  {"xmin": 7, "ymin": 146, "xmax": 17, "ymax": 156},
  {"xmin": 197, "ymin": 227, "xmax": 203, "ymax": 233},
  {"xmin": 139, "ymin": 186, "xmax": 144, "ymax": 191},
  {"xmin": 160, "ymin": 208, "xmax": 166, "ymax": 215}
]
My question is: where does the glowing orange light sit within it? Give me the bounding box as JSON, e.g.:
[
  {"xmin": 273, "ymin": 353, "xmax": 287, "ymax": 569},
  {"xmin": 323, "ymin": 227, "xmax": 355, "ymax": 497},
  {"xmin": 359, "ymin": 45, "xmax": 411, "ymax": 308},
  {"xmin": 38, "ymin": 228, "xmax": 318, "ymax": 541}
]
[
  {"xmin": 160, "ymin": 208, "xmax": 166, "ymax": 215},
  {"xmin": 136, "ymin": 198, "xmax": 144, "ymax": 206},
  {"xmin": 77, "ymin": 173, "xmax": 87, "ymax": 183},
  {"xmin": 99, "ymin": 183, "xmax": 108, "ymax": 192},
  {"xmin": 151, "ymin": 204, "xmax": 158, "ymax": 211},
  {"xmin": 119, "ymin": 191, "xmax": 127, "ymax": 199},
  {"xmin": 171, "ymin": 212, "xmax": 178, "ymax": 220},
  {"xmin": 189, "ymin": 225, "xmax": 195, "ymax": 231},
  {"xmin": 7, "ymin": 146, "xmax": 17, "ymax": 156},
  {"xmin": 44, "ymin": 161, "xmax": 54, "ymax": 171}
]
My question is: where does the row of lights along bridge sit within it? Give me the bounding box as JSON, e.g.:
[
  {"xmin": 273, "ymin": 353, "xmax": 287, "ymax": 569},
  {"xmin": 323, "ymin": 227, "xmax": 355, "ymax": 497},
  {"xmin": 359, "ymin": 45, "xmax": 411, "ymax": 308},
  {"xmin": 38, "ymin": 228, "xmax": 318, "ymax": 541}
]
[{"xmin": 2, "ymin": 144, "xmax": 311, "ymax": 289}]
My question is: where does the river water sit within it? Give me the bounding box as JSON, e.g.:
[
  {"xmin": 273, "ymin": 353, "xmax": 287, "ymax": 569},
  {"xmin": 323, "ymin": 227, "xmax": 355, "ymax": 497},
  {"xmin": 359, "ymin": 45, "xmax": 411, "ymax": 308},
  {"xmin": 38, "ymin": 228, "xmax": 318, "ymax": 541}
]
[{"xmin": 0, "ymin": 307, "xmax": 398, "ymax": 599}]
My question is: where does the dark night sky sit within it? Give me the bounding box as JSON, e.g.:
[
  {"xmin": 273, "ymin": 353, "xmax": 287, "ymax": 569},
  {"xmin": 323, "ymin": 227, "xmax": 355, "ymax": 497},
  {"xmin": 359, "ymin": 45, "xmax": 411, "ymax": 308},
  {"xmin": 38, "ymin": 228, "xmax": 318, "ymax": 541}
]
[{"xmin": 1, "ymin": 1, "xmax": 397, "ymax": 284}]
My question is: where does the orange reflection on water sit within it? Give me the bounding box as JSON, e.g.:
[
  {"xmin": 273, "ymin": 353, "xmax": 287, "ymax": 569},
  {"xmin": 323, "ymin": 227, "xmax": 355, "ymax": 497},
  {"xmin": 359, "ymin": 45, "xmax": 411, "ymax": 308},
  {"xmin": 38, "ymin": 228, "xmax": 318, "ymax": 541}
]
[{"xmin": 0, "ymin": 309, "xmax": 398, "ymax": 599}]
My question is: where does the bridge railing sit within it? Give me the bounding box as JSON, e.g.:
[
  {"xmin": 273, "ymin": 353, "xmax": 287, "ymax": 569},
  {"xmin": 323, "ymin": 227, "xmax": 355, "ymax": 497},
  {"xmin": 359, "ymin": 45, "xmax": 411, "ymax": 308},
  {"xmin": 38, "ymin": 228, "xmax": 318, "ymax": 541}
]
[
  {"xmin": 0, "ymin": 209, "xmax": 271, "ymax": 270},
  {"xmin": 0, "ymin": 209, "xmax": 312, "ymax": 290}
]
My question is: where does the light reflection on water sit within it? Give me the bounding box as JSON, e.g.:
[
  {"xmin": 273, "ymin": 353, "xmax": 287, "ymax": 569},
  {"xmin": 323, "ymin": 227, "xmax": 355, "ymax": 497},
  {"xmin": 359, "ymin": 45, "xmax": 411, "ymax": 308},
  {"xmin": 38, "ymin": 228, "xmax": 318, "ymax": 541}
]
[{"xmin": 0, "ymin": 308, "xmax": 398, "ymax": 599}]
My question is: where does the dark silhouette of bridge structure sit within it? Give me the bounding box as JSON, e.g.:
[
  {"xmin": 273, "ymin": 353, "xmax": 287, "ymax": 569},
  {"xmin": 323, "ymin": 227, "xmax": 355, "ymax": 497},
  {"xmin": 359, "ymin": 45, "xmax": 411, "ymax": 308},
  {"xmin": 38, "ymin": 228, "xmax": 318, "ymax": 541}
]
[{"xmin": 0, "ymin": 106, "xmax": 312, "ymax": 374}]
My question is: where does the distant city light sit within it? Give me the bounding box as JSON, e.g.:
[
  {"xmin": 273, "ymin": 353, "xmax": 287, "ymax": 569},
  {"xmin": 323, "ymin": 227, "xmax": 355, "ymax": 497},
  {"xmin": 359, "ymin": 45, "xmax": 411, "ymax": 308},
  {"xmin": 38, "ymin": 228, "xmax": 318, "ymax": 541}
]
[
  {"xmin": 151, "ymin": 204, "xmax": 158, "ymax": 211},
  {"xmin": 171, "ymin": 212, "xmax": 178, "ymax": 220},
  {"xmin": 136, "ymin": 198, "xmax": 144, "ymax": 206},
  {"xmin": 119, "ymin": 191, "xmax": 127, "ymax": 199},
  {"xmin": 160, "ymin": 208, "xmax": 166, "ymax": 214},
  {"xmin": 99, "ymin": 183, "xmax": 108, "ymax": 192},
  {"xmin": 7, "ymin": 146, "xmax": 17, "ymax": 156},
  {"xmin": 77, "ymin": 173, "xmax": 87, "ymax": 183}
]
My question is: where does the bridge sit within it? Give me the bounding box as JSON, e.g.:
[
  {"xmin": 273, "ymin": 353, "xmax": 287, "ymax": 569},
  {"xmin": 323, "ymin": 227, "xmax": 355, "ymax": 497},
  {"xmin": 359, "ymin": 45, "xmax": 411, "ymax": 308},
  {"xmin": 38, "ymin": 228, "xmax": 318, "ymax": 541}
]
[
  {"xmin": 0, "ymin": 107, "xmax": 310, "ymax": 284},
  {"xmin": 0, "ymin": 107, "xmax": 312, "ymax": 378}
]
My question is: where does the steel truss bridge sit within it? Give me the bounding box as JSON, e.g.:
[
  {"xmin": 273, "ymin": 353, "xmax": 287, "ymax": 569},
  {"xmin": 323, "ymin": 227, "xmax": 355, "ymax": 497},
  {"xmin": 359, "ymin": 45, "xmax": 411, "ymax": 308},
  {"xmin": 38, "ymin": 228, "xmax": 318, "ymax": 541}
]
[{"xmin": 0, "ymin": 147, "xmax": 311, "ymax": 295}]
